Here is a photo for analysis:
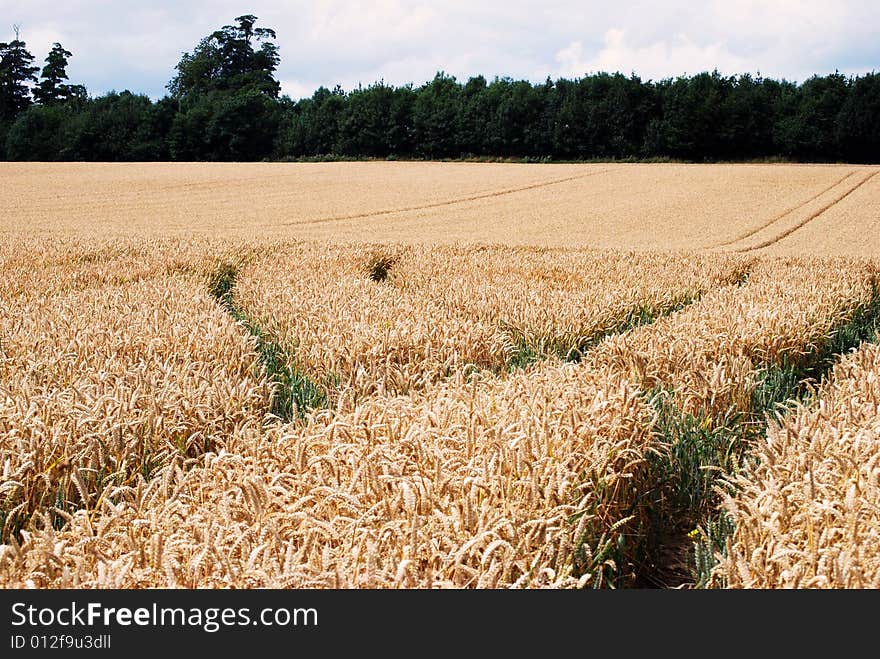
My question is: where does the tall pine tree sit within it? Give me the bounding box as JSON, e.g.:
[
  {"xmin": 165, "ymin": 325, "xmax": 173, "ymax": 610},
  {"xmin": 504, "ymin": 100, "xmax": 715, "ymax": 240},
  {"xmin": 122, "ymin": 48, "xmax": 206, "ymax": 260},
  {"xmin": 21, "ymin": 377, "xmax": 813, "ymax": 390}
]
[
  {"xmin": 0, "ymin": 26, "xmax": 39, "ymax": 120},
  {"xmin": 33, "ymin": 42, "xmax": 85, "ymax": 104}
]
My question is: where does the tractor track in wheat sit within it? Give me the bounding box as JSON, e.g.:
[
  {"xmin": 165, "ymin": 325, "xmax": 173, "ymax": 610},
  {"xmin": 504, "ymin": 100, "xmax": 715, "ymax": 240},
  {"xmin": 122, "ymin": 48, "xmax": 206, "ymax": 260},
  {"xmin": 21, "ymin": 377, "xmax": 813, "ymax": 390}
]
[
  {"xmin": 278, "ymin": 168, "xmax": 615, "ymax": 227},
  {"xmin": 712, "ymin": 170, "xmax": 859, "ymax": 248},
  {"xmin": 734, "ymin": 169, "xmax": 880, "ymax": 252}
]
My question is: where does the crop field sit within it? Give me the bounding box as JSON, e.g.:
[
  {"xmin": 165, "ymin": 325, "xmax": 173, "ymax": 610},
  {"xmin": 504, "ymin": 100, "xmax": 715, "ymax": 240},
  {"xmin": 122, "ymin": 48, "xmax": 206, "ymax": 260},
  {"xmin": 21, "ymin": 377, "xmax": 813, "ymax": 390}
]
[
  {"xmin": 5, "ymin": 162, "xmax": 880, "ymax": 255},
  {"xmin": 1, "ymin": 162, "xmax": 879, "ymax": 588}
]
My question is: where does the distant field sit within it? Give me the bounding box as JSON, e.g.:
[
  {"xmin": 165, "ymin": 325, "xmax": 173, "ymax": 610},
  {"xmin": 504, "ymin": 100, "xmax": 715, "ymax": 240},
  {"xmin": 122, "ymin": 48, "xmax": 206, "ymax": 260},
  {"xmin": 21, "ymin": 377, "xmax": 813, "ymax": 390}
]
[
  {"xmin": 1, "ymin": 162, "xmax": 879, "ymax": 589},
  {"xmin": 3, "ymin": 162, "xmax": 879, "ymax": 254}
]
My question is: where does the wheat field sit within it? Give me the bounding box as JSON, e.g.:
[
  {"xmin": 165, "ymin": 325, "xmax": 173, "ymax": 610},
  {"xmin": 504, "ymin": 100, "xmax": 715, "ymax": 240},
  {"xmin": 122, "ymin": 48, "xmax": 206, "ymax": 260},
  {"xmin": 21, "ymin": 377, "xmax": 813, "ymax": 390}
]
[
  {"xmin": 4, "ymin": 162, "xmax": 880, "ymax": 254},
  {"xmin": 1, "ymin": 162, "xmax": 879, "ymax": 589}
]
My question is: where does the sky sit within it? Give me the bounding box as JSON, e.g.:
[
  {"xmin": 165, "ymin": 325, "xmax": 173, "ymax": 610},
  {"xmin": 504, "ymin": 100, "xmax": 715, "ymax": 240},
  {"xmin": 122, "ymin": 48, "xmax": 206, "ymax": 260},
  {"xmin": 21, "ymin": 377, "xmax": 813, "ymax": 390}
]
[{"xmin": 3, "ymin": 1, "xmax": 879, "ymax": 100}]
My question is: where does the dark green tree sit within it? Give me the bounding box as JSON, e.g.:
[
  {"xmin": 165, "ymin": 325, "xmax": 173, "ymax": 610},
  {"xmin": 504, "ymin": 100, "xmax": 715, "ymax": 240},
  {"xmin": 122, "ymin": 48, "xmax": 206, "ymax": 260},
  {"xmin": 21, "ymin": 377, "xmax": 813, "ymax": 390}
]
[
  {"xmin": 836, "ymin": 72, "xmax": 880, "ymax": 163},
  {"xmin": 167, "ymin": 15, "xmax": 283, "ymax": 160},
  {"xmin": 646, "ymin": 71, "xmax": 735, "ymax": 160},
  {"xmin": 412, "ymin": 72, "xmax": 461, "ymax": 158},
  {"xmin": 65, "ymin": 91, "xmax": 169, "ymax": 160},
  {"xmin": 592, "ymin": 73, "xmax": 658, "ymax": 158},
  {"xmin": 5, "ymin": 102, "xmax": 75, "ymax": 159},
  {"xmin": 336, "ymin": 81, "xmax": 414, "ymax": 157},
  {"xmin": 279, "ymin": 85, "xmax": 347, "ymax": 157},
  {"xmin": 484, "ymin": 77, "xmax": 544, "ymax": 157},
  {"xmin": 0, "ymin": 26, "xmax": 39, "ymax": 120},
  {"xmin": 168, "ymin": 14, "xmax": 280, "ymax": 100},
  {"xmin": 168, "ymin": 89, "xmax": 282, "ymax": 160},
  {"xmin": 549, "ymin": 77, "xmax": 586, "ymax": 159},
  {"xmin": 457, "ymin": 75, "xmax": 490, "ymax": 156},
  {"xmin": 776, "ymin": 72, "xmax": 849, "ymax": 160},
  {"xmin": 714, "ymin": 74, "xmax": 773, "ymax": 158},
  {"xmin": 33, "ymin": 42, "xmax": 86, "ymax": 105}
]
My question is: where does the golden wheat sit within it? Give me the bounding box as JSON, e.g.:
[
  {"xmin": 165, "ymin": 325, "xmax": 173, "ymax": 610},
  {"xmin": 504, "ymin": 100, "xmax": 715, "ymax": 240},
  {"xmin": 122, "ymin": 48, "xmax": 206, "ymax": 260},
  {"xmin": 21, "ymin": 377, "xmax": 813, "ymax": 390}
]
[
  {"xmin": 234, "ymin": 242, "xmax": 750, "ymax": 408},
  {"xmin": 0, "ymin": 362, "xmax": 654, "ymax": 588},
  {"xmin": 714, "ymin": 338, "xmax": 880, "ymax": 588},
  {"xmin": 589, "ymin": 257, "xmax": 876, "ymax": 420},
  {"xmin": 1, "ymin": 174, "xmax": 878, "ymax": 590},
  {"xmin": 3, "ymin": 162, "xmax": 878, "ymax": 253},
  {"xmin": 0, "ymin": 265, "xmax": 271, "ymax": 542}
]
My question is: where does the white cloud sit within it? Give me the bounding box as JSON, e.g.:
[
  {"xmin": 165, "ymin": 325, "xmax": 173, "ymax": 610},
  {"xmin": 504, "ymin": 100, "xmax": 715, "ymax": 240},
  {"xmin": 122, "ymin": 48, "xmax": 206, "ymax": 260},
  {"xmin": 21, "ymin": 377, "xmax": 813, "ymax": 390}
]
[
  {"xmin": 556, "ymin": 29, "xmax": 755, "ymax": 81},
  {"xmin": 279, "ymin": 78, "xmax": 325, "ymax": 100},
  {"xmin": 3, "ymin": 1, "xmax": 879, "ymax": 99}
]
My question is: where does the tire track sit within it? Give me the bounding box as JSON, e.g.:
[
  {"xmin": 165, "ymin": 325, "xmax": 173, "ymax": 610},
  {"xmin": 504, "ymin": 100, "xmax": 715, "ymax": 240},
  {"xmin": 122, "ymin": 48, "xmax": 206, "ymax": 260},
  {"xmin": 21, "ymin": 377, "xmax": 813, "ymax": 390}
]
[
  {"xmin": 713, "ymin": 170, "xmax": 858, "ymax": 248},
  {"xmin": 736, "ymin": 169, "xmax": 880, "ymax": 252},
  {"xmin": 278, "ymin": 168, "xmax": 615, "ymax": 227}
]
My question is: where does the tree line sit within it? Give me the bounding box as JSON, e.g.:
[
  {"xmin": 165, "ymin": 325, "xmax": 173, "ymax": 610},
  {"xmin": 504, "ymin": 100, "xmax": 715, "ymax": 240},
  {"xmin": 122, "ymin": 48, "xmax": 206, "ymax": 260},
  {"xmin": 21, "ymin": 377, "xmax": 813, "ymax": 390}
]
[{"xmin": 2, "ymin": 15, "xmax": 878, "ymax": 163}]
